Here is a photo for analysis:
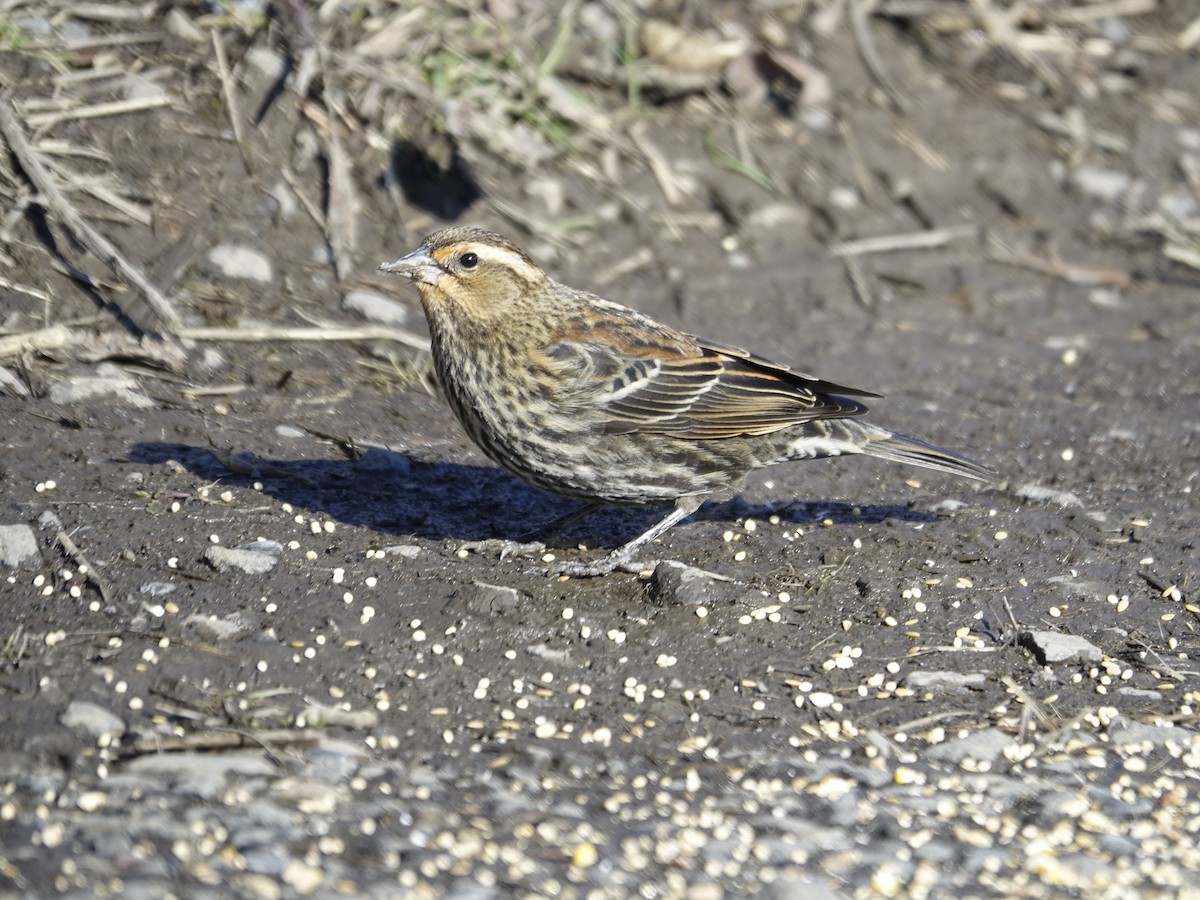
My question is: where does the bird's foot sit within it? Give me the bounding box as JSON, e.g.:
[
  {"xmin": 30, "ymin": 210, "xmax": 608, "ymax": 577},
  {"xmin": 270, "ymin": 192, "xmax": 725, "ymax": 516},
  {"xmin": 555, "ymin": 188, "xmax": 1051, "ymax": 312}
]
[
  {"xmin": 549, "ymin": 555, "xmax": 660, "ymax": 578},
  {"xmin": 458, "ymin": 539, "xmax": 547, "ymax": 561}
]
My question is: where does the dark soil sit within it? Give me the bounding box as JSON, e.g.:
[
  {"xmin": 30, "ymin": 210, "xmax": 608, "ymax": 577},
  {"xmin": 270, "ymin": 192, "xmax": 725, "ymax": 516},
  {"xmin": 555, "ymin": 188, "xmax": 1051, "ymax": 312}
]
[{"xmin": 1, "ymin": 2, "xmax": 1198, "ymax": 895}]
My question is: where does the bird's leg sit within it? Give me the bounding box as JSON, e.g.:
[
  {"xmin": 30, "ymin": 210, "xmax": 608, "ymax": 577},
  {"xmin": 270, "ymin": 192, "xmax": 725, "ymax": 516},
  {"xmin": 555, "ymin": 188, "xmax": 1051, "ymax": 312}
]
[
  {"xmin": 519, "ymin": 500, "xmax": 607, "ymax": 543},
  {"xmin": 551, "ymin": 495, "xmax": 704, "ymax": 578}
]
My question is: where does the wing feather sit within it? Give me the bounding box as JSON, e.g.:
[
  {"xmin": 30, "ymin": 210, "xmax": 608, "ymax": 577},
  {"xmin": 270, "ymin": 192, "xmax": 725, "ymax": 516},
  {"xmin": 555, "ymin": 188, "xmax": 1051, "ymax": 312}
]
[{"xmin": 542, "ymin": 296, "xmax": 880, "ymax": 440}]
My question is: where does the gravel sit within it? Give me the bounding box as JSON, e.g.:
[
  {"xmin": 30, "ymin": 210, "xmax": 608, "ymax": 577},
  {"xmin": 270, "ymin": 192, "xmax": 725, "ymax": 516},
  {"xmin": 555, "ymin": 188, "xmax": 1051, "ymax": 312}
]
[
  {"xmin": 7, "ymin": 714, "xmax": 1197, "ymax": 897},
  {"xmin": 1021, "ymin": 630, "xmax": 1105, "ymax": 665},
  {"xmin": 0, "ymin": 523, "xmax": 38, "ymax": 567},
  {"xmin": 2, "ymin": 2, "xmax": 1198, "ymax": 897},
  {"xmin": 204, "ymin": 540, "xmax": 283, "ymax": 575}
]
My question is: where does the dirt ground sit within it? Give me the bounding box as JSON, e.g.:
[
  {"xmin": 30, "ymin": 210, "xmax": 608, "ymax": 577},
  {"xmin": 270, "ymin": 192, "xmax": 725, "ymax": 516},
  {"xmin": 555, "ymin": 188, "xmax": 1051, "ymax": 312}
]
[{"xmin": 1, "ymin": 1, "xmax": 1199, "ymax": 897}]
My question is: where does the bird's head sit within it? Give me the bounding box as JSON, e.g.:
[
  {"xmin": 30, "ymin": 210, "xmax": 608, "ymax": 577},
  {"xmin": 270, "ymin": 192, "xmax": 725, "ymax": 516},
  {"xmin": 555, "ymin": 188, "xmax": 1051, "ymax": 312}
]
[{"xmin": 380, "ymin": 227, "xmax": 548, "ymax": 327}]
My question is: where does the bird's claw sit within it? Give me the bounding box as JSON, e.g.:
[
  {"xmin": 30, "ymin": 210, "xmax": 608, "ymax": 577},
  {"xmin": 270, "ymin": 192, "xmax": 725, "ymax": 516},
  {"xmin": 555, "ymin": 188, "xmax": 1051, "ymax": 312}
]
[
  {"xmin": 457, "ymin": 539, "xmax": 547, "ymax": 561},
  {"xmin": 548, "ymin": 556, "xmax": 659, "ymax": 578}
]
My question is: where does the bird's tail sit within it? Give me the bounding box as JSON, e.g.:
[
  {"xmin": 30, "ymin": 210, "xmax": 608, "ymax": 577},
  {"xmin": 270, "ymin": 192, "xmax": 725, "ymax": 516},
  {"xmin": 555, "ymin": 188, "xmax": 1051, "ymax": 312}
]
[{"xmin": 861, "ymin": 428, "xmax": 996, "ymax": 483}]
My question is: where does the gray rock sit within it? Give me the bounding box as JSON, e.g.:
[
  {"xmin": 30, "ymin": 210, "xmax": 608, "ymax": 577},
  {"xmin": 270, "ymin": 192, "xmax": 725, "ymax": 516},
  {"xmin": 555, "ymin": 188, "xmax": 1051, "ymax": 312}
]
[
  {"xmin": 799, "ymin": 107, "xmax": 834, "ymax": 131},
  {"xmin": 356, "ymin": 448, "xmax": 412, "ymax": 475},
  {"xmin": 242, "ymin": 44, "xmax": 284, "ymax": 78},
  {"xmin": 1115, "ymin": 687, "xmax": 1163, "ymax": 701},
  {"xmin": 229, "ymin": 824, "xmax": 288, "ymax": 852},
  {"xmin": 579, "ymin": 1, "xmax": 619, "ymax": 44},
  {"xmin": 457, "ymin": 582, "xmax": 523, "ymax": 615},
  {"xmin": 163, "ymin": 7, "xmax": 204, "ymax": 43},
  {"xmin": 1045, "ymin": 576, "xmax": 1108, "ymax": 602},
  {"xmin": 47, "ymin": 364, "xmax": 154, "ymax": 408},
  {"xmin": 237, "ymin": 798, "xmax": 300, "ymax": 829},
  {"xmin": 196, "ymin": 347, "xmax": 227, "ymax": 372},
  {"xmin": 649, "ymin": 560, "xmax": 723, "ymax": 606},
  {"xmin": 123, "ymin": 751, "xmax": 277, "ymax": 798},
  {"xmin": 58, "ymin": 17, "xmax": 92, "ymax": 41},
  {"xmin": 1086, "ymin": 785, "xmax": 1155, "ymax": 819},
  {"xmin": 1032, "ymin": 788, "xmax": 1088, "ymax": 823},
  {"xmin": 1158, "ymin": 190, "xmax": 1198, "ymax": 222},
  {"xmin": 0, "ymin": 751, "xmax": 40, "ymax": 780},
  {"xmin": 0, "ymin": 523, "xmax": 38, "ymax": 567},
  {"xmin": 207, "ymin": 244, "xmax": 273, "ymax": 282},
  {"xmin": 182, "ymin": 613, "xmax": 248, "ymax": 641},
  {"xmin": 240, "ymin": 846, "xmax": 294, "ymax": 877},
  {"xmin": 122, "ymin": 74, "xmax": 166, "ymax": 101},
  {"xmin": 78, "ymin": 822, "xmax": 135, "ymax": 861},
  {"xmin": 525, "ymin": 642, "xmax": 571, "ymax": 663},
  {"xmin": 1020, "ymin": 630, "xmax": 1103, "ymax": 665},
  {"xmin": 1099, "ymin": 15, "xmax": 1130, "ymax": 44},
  {"xmin": 113, "ymin": 878, "xmax": 178, "ymax": 899},
  {"xmin": 1014, "ymin": 482, "xmax": 1085, "ymax": 508},
  {"xmin": 912, "ymin": 837, "xmax": 957, "ymax": 864},
  {"xmin": 306, "ymin": 739, "xmax": 372, "ymax": 782},
  {"xmin": 772, "ymin": 873, "xmax": 849, "ymax": 900},
  {"xmin": 743, "ymin": 202, "xmax": 810, "ymax": 230},
  {"xmin": 61, "ymin": 700, "xmax": 126, "ymax": 739},
  {"xmin": 343, "ymin": 290, "xmax": 411, "ymax": 326},
  {"xmin": 241, "ymin": 539, "xmax": 284, "ymax": 556},
  {"xmin": 928, "ymin": 498, "xmax": 967, "ymax": 514},
  {"xmin": 443, "ymin": 884, "xmax": 503, "ymax": 900},
  {"xmin": 1089, "ymin": 287, "xmax": 1124, "ymax": 309},
  {"xmin": 47, "ymin": 375, "xmax": 133, "ymax": 405},
  {"xmin": 311, "ymin": 242, "xmax": 334, "ymax": 265},
  {"xmin": 1097, "ymin": 833, "xmax": 1140, "ymax": 857},
  {"xmin": 269, "ymin": 180, "xmax": 299, "ymax": 219},
  {"xmin": 1109, "ymin": 716, "xmax": 1198, "ymax": 749},
  {"xmin": 926, "ymin": 728, "xmax": 1016, "ymax": 766},
  {"xmin": 902, "ymin": 670, "xmax": 987, "ymax": 693},
  {"xmin": 383, "ymin": 544, "xmax": 421, "ymax": 558},
  {"xmin": 1071, "ymin": 166, "xmax": 1131, "ymax": 203},
  {"xmin": 204, "ymin": 541, "xmax": 282, "ymax": 575},
  {"xmin": 38, "ymin": 509, "xmax": 63, "ymax": 531},
  {"xmin": 12, "ymin": 15, "xmax": 52, "ymax": 37}
]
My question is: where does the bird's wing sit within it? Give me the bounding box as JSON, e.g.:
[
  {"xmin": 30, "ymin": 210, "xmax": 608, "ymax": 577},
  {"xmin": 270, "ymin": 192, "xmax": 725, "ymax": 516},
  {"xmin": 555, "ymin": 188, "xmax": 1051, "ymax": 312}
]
[{"xmin": 545, "ymin": 306, "xmax": 878, "ymax": 440}]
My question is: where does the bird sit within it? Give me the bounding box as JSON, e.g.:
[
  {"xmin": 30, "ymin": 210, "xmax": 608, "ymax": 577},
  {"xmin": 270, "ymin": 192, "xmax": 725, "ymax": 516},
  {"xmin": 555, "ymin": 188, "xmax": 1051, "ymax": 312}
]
[{"xmin": 380, "ymin": 226, "xmax": 993, "ymax": 577}]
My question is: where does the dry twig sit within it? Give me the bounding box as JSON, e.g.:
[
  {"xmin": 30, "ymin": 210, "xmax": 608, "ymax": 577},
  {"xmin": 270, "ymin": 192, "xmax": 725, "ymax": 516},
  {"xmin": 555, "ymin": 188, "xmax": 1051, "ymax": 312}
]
[
  {"xmin": 210, "ymin": 28, "xmax": 251, "ymax": 173},
  {"xmin": 843, "ymin": 256, "xmax": 877, "ymax": 310},
  {"xmin": 830, "ymin": 225, "xmax": 977, "ymax": 258},
  {"xmin": 0, "ymin": 324, "xmax": 74, "ymax": 359},
  {"xmin": 630, "ymin": 121, "xmax": 684, "ymax": 208},
  {"xmin": 307, "ymin": 96, "xmax": 362, "ymax": 282},
  {"xmin": 0, "ymin": 98, "xmax": 181, "ymax": 327},
  {"xmin": 178, "ymin": 323, "xmax": 429, "ymax": 352},
  {"xmin": 21, "ymin": 95, "xmax": 172, "ymax": 130},
  {"xmin": 848, "ymin": 0, "xmax": 909, "ymax": 111},
  {"xmin": 0, "ymin": 276, "xmax": 53, "ymax": 305},
  {"xmin": 985, "ymin": 237, "xmax": 1132, "ymax": 288},
  {"xmin": 116, "ymin": 728, "xmax": 322, "ymax": 760},
  {"xmin": 55, "ymin": 530, "xmax": 114, "ymax": 606}
]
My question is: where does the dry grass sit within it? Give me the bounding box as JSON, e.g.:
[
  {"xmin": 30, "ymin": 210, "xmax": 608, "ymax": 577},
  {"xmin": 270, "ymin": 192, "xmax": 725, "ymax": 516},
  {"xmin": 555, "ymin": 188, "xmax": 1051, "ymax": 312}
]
[{"xmin": 0, "ymin": 0, "xmax": 1195, "ymax": 350}]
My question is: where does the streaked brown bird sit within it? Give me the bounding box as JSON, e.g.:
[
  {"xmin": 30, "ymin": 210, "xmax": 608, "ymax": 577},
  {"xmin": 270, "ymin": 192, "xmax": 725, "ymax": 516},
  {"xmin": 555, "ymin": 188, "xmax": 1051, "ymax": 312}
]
[{"xmin": 381, "ymin": 227, "xmax": 993, "ymax": 577}]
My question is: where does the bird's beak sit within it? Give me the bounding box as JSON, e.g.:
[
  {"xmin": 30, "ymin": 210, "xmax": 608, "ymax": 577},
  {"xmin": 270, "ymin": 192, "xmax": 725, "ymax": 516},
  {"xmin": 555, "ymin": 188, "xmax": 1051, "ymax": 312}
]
[{"xmin": 379, "ymin": 246, "xmax": 442, "ymax": 285}]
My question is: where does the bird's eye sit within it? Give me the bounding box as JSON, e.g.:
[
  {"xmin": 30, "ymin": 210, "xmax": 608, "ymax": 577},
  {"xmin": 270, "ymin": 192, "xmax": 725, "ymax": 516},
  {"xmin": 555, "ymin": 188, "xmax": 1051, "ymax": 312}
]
[{"xmin": 460, "ymin": 252, "xmax": 479, "ymax": 270}]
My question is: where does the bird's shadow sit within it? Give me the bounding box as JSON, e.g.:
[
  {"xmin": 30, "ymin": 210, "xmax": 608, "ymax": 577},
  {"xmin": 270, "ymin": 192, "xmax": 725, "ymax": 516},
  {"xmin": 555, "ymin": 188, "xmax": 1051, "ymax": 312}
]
[{"xmin": 128, "ymin": 443, "xmax": 938, "ymax": 547}]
